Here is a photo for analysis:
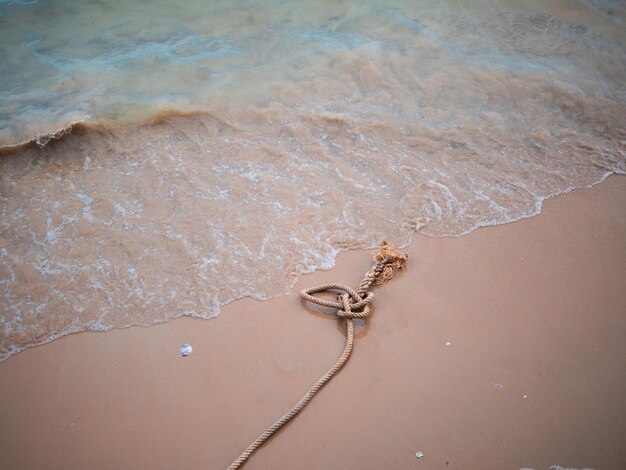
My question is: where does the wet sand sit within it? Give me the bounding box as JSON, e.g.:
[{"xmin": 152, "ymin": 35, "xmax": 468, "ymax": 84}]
[{"xmin": 1, "ymin": 175, "xmax": 625, "ymax": 470}]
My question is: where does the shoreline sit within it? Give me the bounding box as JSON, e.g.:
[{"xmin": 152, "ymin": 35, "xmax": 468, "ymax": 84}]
[
  {"xmin": 1, "ymin": 175, "xmax": 625, "ymax": 469},
  {"xmin": 1, "ymin": 167, "xmax": 622, "ymax": 363}
]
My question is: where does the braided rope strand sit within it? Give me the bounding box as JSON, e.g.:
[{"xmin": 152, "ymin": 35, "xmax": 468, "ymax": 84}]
[
  {"xmin": 227, "ymin": 241, "xmax": 407, "ymax": 469},
  {"xmin": 228, "ymin": 319, "xmax": 355, "ymax": 470}
]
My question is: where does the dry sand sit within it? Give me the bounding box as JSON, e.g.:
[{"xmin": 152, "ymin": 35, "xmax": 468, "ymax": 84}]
[{"xmin": 1, "ymin": 175, "xmax": 625, "ymax": 470}]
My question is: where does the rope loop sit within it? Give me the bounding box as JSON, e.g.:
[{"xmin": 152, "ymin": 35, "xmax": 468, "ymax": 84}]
[{"xmin": 301, "ymin": 284, "xmax": 374, "ymax": 320}]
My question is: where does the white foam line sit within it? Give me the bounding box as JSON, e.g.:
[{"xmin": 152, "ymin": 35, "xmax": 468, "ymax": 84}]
[
  {"xmin": 0, "ymin": 117, "xmax": 90, "ymax": 150},
  {"xmin": 431, "ymin": 170, "xmax": 624, "ymax": 238},
  {"xmin": 1, "ymin": 172, "xmax": 623, "ymax": 363}
]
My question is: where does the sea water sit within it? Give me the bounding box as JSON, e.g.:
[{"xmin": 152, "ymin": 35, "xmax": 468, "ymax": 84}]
[{"xmin": 0, "ymin": 0, "xmax": 624, "ymax": 360}]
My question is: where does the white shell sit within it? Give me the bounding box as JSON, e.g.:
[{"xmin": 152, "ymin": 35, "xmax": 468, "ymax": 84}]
[{"xmin": 180, "ymin": 343, "xmax": 193, "ymax": 356}]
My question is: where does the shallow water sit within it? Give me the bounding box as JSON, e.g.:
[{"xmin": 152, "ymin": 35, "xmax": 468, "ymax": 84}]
[{"xmin": 1, "ymin": 0, "xmax": 625, "ymax": 360}]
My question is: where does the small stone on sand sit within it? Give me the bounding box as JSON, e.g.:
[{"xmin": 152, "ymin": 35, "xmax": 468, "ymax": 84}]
[{"xmin": 180, "ymin": 343, "xmax": 193, "ymax": 357}]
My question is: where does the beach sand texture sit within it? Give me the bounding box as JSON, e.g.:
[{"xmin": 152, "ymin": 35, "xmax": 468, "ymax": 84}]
[{"xmin": 1, "ymin": 176, "xmax": 624, "ymax": 469}]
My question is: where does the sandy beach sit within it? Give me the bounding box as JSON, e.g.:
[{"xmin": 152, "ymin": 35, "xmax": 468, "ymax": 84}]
[
  {"xmin": 1, "ymin": 175, "xmax": 625, "ymax": 470},
  {"xmin": 1, "ymin": 2, "xmax": 625, "ymax": 469}
]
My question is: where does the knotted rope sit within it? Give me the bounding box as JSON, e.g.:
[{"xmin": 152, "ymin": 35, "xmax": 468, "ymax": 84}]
[{"xmin": 228, "ymin": 241, "xmax": 407, "ymax": 469}]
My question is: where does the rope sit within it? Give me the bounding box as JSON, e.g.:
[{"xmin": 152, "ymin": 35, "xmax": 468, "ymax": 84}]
[{"xmin": 228, "ymin": 241, "xmax": 407, "ymax": 469}]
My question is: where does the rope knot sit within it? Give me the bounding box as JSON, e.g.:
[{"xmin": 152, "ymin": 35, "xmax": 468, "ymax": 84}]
[
  {"xmin": 300, "ymin": 284, "xmax": 373, "ymax": 320},
  {"xmin": 300, "ymin": 241, "xmax": 407, "ymax": 322},
  {"xmin": 336, "ymin": 290, "xmax": 373, "ymax": 320}
]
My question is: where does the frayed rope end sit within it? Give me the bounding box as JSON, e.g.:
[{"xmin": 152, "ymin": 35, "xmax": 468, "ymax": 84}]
[{"xmin": 371, "ymin": 240, "xmax": 408, "ymax": 286}]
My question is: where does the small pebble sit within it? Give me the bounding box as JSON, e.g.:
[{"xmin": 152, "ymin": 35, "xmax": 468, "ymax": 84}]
[
  {"xmin": 445, "ymin": 342, "xmax": 451, "ymax": 346},
  {"xmin": 493, "ymin": 383, "xmax": 503, "ymax": 390},
  {"xmin": 415, "ymin": 451, "xmax": 424, "ymax": 459},
  {"xmin": 180, "ymin": 343, "xmax": 193, "ymax": 357}
]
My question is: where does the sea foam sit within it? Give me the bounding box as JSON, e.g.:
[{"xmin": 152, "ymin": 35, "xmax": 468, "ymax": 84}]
[{"xmin": 0, "ymin": 0, "xmax": 625, "ymax": 360}]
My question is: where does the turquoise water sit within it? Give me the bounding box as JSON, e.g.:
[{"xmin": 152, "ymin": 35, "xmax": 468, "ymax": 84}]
[{"xmin": 2, "ymin": 0, "xmax": 624, "ymax": 147}]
